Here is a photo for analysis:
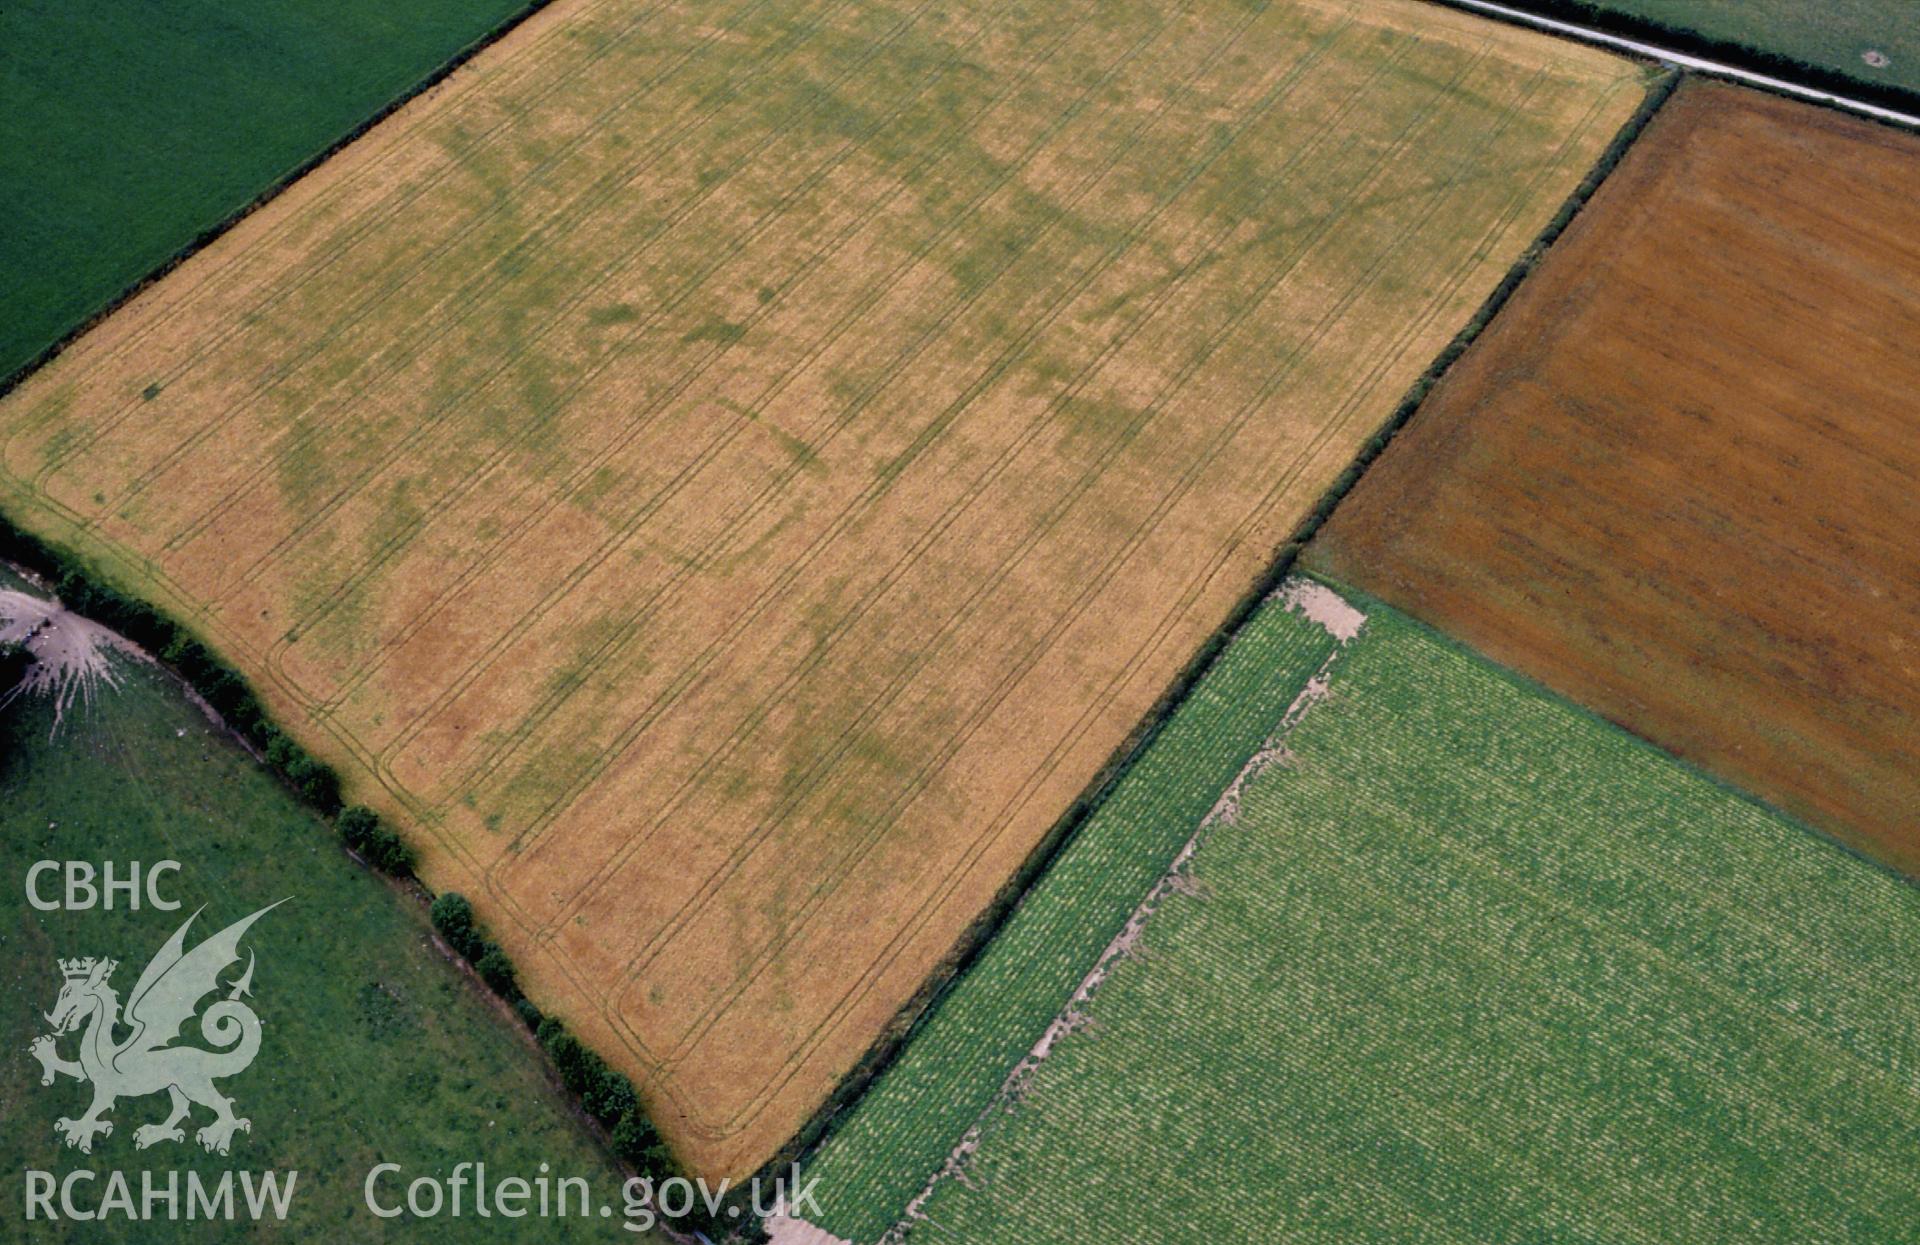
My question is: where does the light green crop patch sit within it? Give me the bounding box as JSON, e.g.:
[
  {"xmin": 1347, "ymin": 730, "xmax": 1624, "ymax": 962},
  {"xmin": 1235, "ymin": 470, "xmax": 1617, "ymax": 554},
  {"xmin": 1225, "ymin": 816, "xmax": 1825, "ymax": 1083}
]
[
  {"xmin": 801, "ymin": 581, "xmax": 1344, "ymax": 1241},
  {"xmin": 805, "ymin": 584, "xmax": 1920, "ymax": 1243}
]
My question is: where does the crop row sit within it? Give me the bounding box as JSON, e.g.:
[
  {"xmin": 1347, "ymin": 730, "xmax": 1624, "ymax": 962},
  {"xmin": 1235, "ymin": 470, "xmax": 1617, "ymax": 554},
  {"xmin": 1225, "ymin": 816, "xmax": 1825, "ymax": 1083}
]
[
  {"xmin": 803, "ymin": 590, "xmax": 1341, "ymax": 1241},
  {"xmin": 906, "ymin": 595, "xmax": 1920, "ymax": 1243}
]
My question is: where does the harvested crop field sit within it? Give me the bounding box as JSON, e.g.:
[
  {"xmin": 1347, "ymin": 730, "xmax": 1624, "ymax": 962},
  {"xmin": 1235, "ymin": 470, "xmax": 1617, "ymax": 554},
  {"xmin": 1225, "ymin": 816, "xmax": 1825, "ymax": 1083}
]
[
  {"xmin": 797, "ymin": 588, "xmax": 1920, "ymax": 1244},
  {"xmin": 1311, "ymin": 81, "xmax": 1920, "ymax": 879},
  {"xmin": 0, "ymin": 0, "xmax": 1640, "ymax": 1175}
]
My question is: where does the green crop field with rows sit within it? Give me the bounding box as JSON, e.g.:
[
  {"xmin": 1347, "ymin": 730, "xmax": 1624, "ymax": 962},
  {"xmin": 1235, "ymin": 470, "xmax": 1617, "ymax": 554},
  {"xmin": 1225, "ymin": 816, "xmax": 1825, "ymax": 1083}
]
[
  {"xmin": 801, "ymin": 579, "xmax": 1343, "ymax": 1241},
  {"xmin": 801, "ymin": 584, "xmax": 1920, "ymax": 1243}
]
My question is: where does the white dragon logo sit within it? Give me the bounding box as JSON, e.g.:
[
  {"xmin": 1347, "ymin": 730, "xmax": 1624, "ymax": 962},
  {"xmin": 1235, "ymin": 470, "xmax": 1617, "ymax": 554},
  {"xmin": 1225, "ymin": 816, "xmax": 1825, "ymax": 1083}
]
[{"xmin": 28, "ymin": 902, "xmax": 282, "ymax": 1155}]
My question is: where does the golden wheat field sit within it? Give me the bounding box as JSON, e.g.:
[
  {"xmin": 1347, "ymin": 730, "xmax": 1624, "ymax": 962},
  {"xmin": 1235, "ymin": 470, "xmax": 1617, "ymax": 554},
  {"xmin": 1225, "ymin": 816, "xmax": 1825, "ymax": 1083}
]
[{"xmin": 0, "ymin": 0, "xmax": 1638, "ymax": 1175}]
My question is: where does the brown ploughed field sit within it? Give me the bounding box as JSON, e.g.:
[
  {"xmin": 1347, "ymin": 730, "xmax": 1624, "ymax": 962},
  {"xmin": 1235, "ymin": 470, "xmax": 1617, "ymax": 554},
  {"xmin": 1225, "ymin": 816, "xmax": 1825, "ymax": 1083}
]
[{"xmin": 1312, "ymin": 81, "xmax": 1920, "ymax": 877}]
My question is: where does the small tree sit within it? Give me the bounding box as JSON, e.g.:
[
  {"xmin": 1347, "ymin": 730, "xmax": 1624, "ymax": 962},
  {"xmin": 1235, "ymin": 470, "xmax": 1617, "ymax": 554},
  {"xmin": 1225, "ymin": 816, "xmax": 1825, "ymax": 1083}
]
[
  {"xmin": 430, "ymin": 893, "xmax": 482, "ymax": 960},
  {"xmin": 475, "ymin": 945, "xmax": 518, "ymax": 998},
  {"xmin": 263, "ymin": 728, "xmax": 299, "ymax": 771},
  {"xmin": 611, "ymin": 1110, "xmax": 662, "ymax": 1165},
  {"xmin": 363, "ymin": 825, "xmax": 414, "ymax": 877},
  {"xmin": 337, "ymin": 805, "xmax": 379, "ymax": 854},
  {"xmin": 583, "ymin": 1066, "xmax": 636, "ymax": 1123},
  {"xmin": 284, "ymin": 754, "xmax": 341, "ymax": 813},
  {"xmin": 543, "ymin": 1030, "xmax": 594, "ymax": 1095}
]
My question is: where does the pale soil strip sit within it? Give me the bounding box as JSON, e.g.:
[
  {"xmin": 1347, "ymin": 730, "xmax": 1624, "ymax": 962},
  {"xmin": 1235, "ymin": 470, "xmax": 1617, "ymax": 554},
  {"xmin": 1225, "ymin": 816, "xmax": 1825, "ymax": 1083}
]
[
  {"xmin": 807, "ymin": 578, "xmax": 1365, "ymax": 1245},
  {"xmin": 765, "ymin": 1211, "xmax": 857, "ymax": 1245}
]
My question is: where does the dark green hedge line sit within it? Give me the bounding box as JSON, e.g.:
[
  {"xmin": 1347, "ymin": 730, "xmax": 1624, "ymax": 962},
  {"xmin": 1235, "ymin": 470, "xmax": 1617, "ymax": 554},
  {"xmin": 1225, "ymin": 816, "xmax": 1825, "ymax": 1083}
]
[
  {"xmin": 0, "ymin": 511, "xmax": 352, "ymax": 815},
  {"xmin": 0, "ymin": 517, "xmax": 727, "ymax": 1227},
  {"xmin": 335, "ymin": 805, "xmax": 416, "ymax": 877},
  {"xmin": 1434, "ymin": 0, "xmax": 1920, "ymax": 125},
  {"xmin": 783, "ymin": 64, "xmax": 1683, "ymax": 1200},
  {"xmin": 427, "ymin": 891, "xmax": 737, "ymax": 1234}
]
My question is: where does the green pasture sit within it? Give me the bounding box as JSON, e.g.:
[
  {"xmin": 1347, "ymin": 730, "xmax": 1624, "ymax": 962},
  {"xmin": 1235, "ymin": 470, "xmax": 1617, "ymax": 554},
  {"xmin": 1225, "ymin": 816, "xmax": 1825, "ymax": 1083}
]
[
  {"xmin": 0, "ymin": 0, "xmax": 536, "ymax": 380},
  {"xmin": 806, "ymin": 585, "xmax": 1920, "ymax": 1243},
  {"xmin": 0, "ymin": 586, "xmax": 662, "ymax": 1241}
]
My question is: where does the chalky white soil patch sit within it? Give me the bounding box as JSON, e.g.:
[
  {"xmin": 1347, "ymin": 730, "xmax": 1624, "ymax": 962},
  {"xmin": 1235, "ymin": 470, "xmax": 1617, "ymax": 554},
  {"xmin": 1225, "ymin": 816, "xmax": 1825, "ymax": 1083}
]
[
  {"xmin": 0, "ymin": 588, "xmax": 148, "ymax": 731},
  {"xmin": 1278, "ymin": 575, "xmax": 1367, "ymax": 642},
  {"xmin": 765, "ymin": 1209, "xmax": 857, "ymax": 1245}
]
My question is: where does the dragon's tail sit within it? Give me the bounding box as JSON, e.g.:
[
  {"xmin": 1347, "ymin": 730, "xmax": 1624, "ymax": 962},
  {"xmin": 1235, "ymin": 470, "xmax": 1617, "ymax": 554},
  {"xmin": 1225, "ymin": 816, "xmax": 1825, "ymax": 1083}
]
[{"xmin": 199, "ymin": 1000, "xmax": 262, "ymax": 1076}]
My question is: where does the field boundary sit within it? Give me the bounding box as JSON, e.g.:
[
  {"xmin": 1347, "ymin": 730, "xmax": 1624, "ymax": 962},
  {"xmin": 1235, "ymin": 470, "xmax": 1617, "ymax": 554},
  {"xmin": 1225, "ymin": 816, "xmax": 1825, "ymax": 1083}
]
[
  {"xmin": 852, "ymin": 593, "xmax": 1920, "ymax": 1243},
  {"xmin": 1310, "ymin": 569, "xmax": 1920, "ymax": 893},
  {"xmin": 1428, "ymin": 0, "xmax": 1920, "ymax": 129},
  {"xmin": 777, "ymin": 62, "xmax": 1679, "ymax": 1230},
  {"xmin": 0, "ymin": 535, "xmax": 739, "ymax": 1235},
  {"xmin": 1304, "ymin": 76, "xmax": 1920, "ymax": 883},
  {"xmin": 0, "ymin": 0, "xmax": 570, "ymax": 402},
  {"xmin": 0, "ymin": 9, "xmax": 1667, "ymax": 1206},
  {"xmin": 875, "ymin": 579, "xmax": 1368, "ymax": 1245},
  {"xmin": 792, "ymin": 587, "xmax": 1343, "ymax": 1241}
]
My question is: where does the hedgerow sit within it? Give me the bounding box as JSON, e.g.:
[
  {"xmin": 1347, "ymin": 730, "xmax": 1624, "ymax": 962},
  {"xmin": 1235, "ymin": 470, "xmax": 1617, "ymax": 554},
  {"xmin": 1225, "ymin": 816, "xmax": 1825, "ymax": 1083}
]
[{"xmin": 0, "ymin": 513, "xmax": 690, "ymax": 1221}]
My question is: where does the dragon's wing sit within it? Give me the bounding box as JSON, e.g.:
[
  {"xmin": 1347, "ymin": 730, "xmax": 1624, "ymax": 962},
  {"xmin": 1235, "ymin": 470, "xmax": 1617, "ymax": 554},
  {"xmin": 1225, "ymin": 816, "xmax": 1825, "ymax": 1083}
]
[{"xmin": 119, "ymin": 900, "xmax": 285, "ymax": 1060}]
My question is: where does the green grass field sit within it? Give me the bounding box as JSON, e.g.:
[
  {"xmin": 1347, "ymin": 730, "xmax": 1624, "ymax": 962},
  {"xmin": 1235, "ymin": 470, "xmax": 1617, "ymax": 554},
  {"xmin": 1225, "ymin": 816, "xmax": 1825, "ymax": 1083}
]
[
  {"xmin": 0, "ymin": 0, "xmax": 536, "ymax": 379},
  {"xmin": 801, "ymin": 580, "xmax": 1343, "ymax": 1241},
  {"xmin": 0, "ymin": 582, "xmax": 660, "ymax": 1241},
  {"xmin": 802, "ymin": 581, "xmax": 1920, "ymax": 1243},
  {"xmin": 1537, "ymin": 1, "xmax": 1920, "ymax": 103}
]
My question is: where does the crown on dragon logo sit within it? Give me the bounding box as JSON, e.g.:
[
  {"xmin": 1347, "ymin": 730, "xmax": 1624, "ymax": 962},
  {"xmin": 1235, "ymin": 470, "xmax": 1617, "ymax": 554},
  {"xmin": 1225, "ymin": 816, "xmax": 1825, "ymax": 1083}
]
[{"xmin": 34, "ymin": 902, "xmax": 282, "ymax": 1157}]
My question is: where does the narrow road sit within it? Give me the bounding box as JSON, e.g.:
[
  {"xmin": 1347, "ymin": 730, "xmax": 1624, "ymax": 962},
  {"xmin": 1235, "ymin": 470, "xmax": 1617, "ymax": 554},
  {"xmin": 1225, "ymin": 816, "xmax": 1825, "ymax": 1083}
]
[{"xmin": 1441, "ymin": 0, "xmax": 1920, "ymax": 129}]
